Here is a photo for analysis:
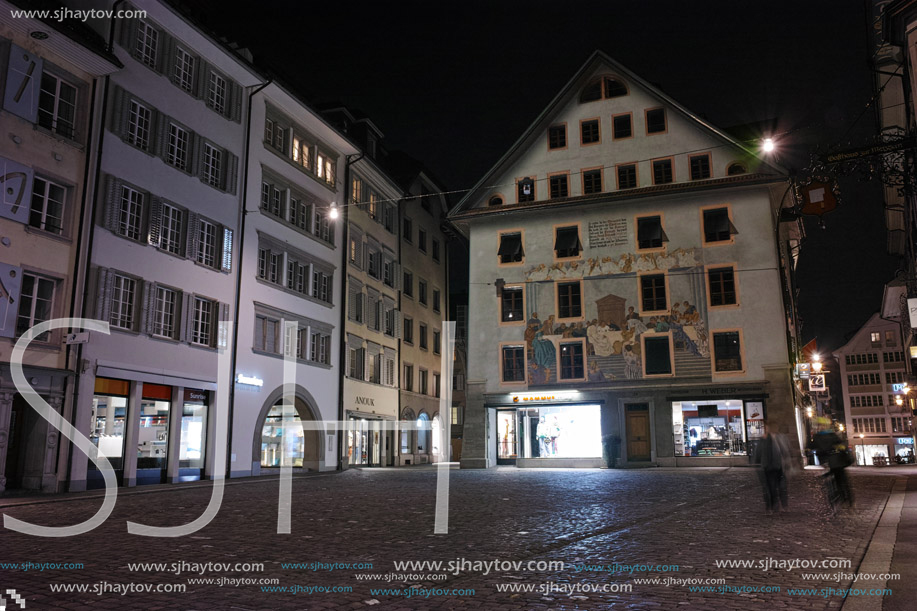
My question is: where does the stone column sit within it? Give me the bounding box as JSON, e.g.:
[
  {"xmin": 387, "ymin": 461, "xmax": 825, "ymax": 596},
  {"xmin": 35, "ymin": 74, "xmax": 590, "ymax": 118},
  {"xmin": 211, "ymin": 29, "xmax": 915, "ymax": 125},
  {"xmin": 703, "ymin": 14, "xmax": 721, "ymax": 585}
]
[
  {"xmin": 122, "ymin": 381, "xmax": 143, "ymax": 487},
  {"xmin": 68, "ymin": 370, "xmax": 96, "ymax": 492},
  {"xmin": 0, "ymin": 391, "xmax": 14, "ymax": 492},
  {"xmin": 460, "ymin": 381, "xmax": 489, "ymax": 469}
]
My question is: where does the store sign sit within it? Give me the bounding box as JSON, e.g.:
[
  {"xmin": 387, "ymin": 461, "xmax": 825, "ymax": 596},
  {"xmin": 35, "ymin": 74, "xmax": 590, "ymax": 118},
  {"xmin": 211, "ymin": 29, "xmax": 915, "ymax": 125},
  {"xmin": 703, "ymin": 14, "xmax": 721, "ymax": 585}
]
[
  {"xmin": 893, "ymin": 383, "xmax": 906, "ymax": 393},
  {"xmin": 896, "ymin": 437, "xmax": 913, "ymax": 445},
  {"xmin": 745, "ymin": 401, "xmax": 764, "ymax": 420},
  {"xmin": 236, "ymin": 374, "xmax": 263, "ymax": 387},
  {"xmin": 184, "ymin": 389, "xmax": 207, "ymax": 402},
  {"xmin": 511, "ymin": 390, "xmax": 579, "ymax": 403},
  {"xmin": 808, "ymin": 375, "xmax": 826, "ymax": 392},
  {"xmin": 909, "ymin": 298, "xmax": 917, "ymax": 329},
  {"xmin": 795, "ymin": 363, "xmax": 810, "ymax": 379},
  {"xmin": 355, "ymin": 396, "xmax": 375, "ymax": 406}
]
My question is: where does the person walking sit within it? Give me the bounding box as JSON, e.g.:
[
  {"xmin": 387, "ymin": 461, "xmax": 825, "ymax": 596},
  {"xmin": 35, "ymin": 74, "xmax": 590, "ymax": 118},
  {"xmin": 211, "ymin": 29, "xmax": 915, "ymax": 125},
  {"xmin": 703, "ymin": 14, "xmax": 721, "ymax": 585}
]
[{"xmin": 754, "ymin": 424, "xmax": 794, "ymax": 513}]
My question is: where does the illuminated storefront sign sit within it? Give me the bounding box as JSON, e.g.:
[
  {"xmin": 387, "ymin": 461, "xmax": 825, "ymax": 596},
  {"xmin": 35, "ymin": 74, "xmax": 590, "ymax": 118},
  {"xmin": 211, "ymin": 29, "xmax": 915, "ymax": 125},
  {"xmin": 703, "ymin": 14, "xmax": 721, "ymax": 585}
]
[
  {"xmin": 236, "ymin": 374, "xmax": 264, "ymax": 387},
  {"xmin": 510, "ymin": 390, "xmax": 579, "ymax": 403}
]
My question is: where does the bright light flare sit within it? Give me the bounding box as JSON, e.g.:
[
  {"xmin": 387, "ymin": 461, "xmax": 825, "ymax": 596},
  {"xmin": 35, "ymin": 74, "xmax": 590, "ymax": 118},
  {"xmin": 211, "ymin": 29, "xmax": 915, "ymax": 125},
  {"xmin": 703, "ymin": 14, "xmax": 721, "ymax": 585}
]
[
  {"xmin": 328, "ymin": 205, "xmax": 339, "ymax": 219},
  {"xmin": 762, "ymin": 138, "xmax": 775, "ymax": 153}
]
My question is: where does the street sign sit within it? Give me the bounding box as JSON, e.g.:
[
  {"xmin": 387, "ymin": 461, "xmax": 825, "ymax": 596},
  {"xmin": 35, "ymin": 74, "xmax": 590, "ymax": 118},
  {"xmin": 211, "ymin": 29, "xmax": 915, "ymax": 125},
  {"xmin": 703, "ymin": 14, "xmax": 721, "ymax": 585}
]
[
  {"xmin": 64, "ymin": 331, "xmax": 89, "ymax": 345},
  {"xmin": 821, "ymin": 137, "xmax": 914, "ymax": 164}
]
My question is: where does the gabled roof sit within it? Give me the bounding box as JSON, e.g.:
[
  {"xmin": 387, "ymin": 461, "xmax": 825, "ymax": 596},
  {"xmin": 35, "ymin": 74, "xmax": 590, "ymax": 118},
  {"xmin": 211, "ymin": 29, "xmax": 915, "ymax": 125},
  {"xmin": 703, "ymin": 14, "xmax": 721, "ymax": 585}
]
[{"xmin": 447, "ymin": 49, "xmax": 785, "ymax": 218}]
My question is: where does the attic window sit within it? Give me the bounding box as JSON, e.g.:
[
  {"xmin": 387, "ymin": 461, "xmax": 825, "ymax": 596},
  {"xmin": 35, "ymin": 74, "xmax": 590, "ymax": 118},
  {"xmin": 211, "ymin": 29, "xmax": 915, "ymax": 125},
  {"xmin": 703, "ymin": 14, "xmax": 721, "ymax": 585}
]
[
  {"xmin": 604, "ymin": 78, "xmax": 627, "ymax": 98},
  {"xmin": 580, "ymin": 80, "xmax": 602, "ymax": 102},
  {"xmin": 579, "ymin": 76, "xmax": 628, "ymax": 103},
  {"xmin": 488, "ymin": 195, "xmax": 504, "ymax": 207},
  {"xmin": 727, "ymin": 162, "xmax": 747, "ymax": 176}
]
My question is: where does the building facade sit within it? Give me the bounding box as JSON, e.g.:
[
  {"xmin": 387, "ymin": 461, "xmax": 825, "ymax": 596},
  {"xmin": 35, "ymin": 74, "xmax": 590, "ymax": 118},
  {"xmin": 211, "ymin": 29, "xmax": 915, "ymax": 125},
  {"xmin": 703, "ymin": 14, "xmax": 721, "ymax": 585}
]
[
  {"xmin": 833, "ymin": 312, "xmax": 914, "ymax": 464},
  {"xmin": 0, "ymin": 1, "xmax": 120, "ymax": 491},
  {"xmin": 449, "ymin": 52, "xmax": 804, "ymax": 468}
]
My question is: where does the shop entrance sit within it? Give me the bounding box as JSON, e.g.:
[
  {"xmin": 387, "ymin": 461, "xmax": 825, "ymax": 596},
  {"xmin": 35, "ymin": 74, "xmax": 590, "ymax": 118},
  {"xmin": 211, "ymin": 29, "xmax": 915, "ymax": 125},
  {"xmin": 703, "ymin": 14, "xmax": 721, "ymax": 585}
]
[
  {"xmin": 137, "ymin": 383, "xmax": 172, "ymax": 485},
  {"xmin": 625, "ymin": 403, "xmax": 651, "ymax": 461},
  {"xmin": 496, "ymin": 409, "xmax": 518, "ymax": 464},
  {"xmin": 4, "ymin": 394, "xmax": 29, "ymax": 489},
  {"xmin": 88, "ymin": 377, "xmax": 129, "ymax": 489},
  {"xmin": 348, "ymin": 417, "xmax": 385, "ymax": 467}
]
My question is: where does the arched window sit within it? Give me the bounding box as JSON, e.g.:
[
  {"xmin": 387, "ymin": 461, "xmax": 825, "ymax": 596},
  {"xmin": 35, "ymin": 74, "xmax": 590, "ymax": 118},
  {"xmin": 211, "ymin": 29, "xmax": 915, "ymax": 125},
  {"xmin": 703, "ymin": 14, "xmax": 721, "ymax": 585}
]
[
  {"xmin": 261, "ymin": 401, "xmax": 304, "ymax": 467},
  {"xmin": 488, "ymin": 195, "xmax": 504, "ymax": 207},
  {"xmin": 727, "ymin": 162, "xmax": 747, "ymax": 176},
  {"xmin": 401, "ymin": 408, "xmax": 415, "ymax": 454},
  {"xmin": 579, "ymin": 80, "xmax": 602, "ymax": 102},
  {"xmin": 431, "ymin": 414, "xmax": 442, "ymax": 460},
  {"xmin": 603, "ymin": 77, "xmax": 627, "ymax": 98},
  {"xmin": 416, "ymin": 412, "xmax": 431, "ymax": 454}
]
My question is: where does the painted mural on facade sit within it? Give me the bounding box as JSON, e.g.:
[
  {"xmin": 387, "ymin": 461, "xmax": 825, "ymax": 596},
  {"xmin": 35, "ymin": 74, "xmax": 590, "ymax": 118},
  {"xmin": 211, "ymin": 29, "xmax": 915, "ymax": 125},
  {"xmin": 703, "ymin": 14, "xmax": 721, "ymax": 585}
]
[{"xmin": 522, "ymin": 247, "xmax": 712, "ymax": 385}]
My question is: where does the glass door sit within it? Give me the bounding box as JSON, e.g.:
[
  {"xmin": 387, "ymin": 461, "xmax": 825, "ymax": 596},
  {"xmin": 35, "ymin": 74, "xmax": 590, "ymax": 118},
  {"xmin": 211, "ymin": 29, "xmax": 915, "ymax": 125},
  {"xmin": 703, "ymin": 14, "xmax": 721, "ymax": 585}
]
[{"xmin": 496, "ymin": 410, "xmax": 517, "ymax": 464}]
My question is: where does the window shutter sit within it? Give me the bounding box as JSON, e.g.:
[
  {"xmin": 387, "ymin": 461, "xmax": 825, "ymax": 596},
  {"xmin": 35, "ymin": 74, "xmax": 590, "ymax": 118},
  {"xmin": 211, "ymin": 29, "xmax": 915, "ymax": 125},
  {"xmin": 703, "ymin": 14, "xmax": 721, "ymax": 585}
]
[
  {"xmin": 253, "ymin": 316, "xmax": 264, "ymax": 351},
  {"xmin": 265, "ymin": 319, "xmax": 277, "ymax": 354},
  {"xmin": 3, "ymin": 44, "xmax": 42, "ymax": 123},
  {"xmin": 348, "ymin": 286, "xmax": 357, "ymax": 320},
  {"xmin": 218, "ymin": 302, "xmax": 230, "ymax": 348},
  {"xmin": 283, "ymin": 321, "xmax": 296, "ymax": 357},
  {"xmin": 192, "ymin": 133, "xmax": 204, "ymax": 179},
  {"xmin": 156, "ymin": 31, "xmax": 174, "ymax": 75},
  {"xmin": 140, "ymin": 281, "xmax": 155, "ymax": 334},
  {"xmin": 103, "ymin": 175, "xmax": 121, "ymax": 232},
  {"xmin": 181, "ymin": 292, "xmax": 194, "ymax": 343},
  {"xmin": 225, "ymin": 151, "xmax": 238, "ymax": 194},
  {"xmin": 194, "ymin": 59, "xmax": 209, "ymax": 99},
  {"xmin": 117, "ymin": 16, "xmax": 138, "ymax": 50},
  {"xmin": 95, "ymin": 268, "xmax": 113, "ymax": 322},
  {"xmin": 230, "ymin": 81, "xmax": 243, "ymax": 122},
  {"xmin": 376, "ymin": 299, "xmax": 383, "ymax": 330},
  {"xmin": 153, "ymin": 110, "xmax": 170, "ymax": 160},
  {"xmin": 394, "ymin": 310, "xmax": 402, "ymax": 339},
  {"xmin": 185, "ymin": 212, "xmax": 200, "ymax": 261},
  {"xmin": 393, "ymin": 262, "xmax": 402, "ymax": 290},
  {"xmin": 147, "ymin": 196, "xmax": 163, "ymax": 246},
  {"xmin": 108, "ymin": 86, "xmax": 124, "ymax": 135},
  {"xmin": 221, "ymin": 227, "xmax": 233, "ymax": 273},
  {"xmin": 358, "ymin": 292, "xmax": 365, "ymax": 323}
]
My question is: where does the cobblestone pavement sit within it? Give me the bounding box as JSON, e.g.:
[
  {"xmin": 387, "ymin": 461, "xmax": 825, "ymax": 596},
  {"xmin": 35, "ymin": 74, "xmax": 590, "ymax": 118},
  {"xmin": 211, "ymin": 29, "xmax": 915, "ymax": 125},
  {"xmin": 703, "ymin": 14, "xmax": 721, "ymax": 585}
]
[{"xmin": 0, "ymin": 466, "xmax": 908, "ymax": 610}]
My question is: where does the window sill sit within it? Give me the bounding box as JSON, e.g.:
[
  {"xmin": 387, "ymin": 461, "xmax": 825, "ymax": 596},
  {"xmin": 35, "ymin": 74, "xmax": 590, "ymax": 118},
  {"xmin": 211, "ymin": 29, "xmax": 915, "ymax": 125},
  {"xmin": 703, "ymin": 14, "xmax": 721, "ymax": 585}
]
[
  {"xmin": 24, "ymin": 225, "xmax": 72, "ymax": 244},
  {"xmin": 254, "ymin": 276, "xmax": 334, "ymax": 309},
  {"xmin": 264, "ymin": 146, "xmax": 336, "ymax": 194},
  {"xmin": 702, "ymin": 238, "xmax": 736, "ymax": 248},
  {"xmin": 34, "ymin": 124, "xmax": 84, "ymax": 150}
]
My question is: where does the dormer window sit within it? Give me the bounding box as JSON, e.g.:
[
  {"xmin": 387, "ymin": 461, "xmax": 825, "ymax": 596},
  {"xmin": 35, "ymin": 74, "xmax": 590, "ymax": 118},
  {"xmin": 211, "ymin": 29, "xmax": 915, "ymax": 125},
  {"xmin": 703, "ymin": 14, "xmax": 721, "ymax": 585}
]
[
  {"xmin": 727, "ymin": 162, "xmax": 747, "ymax": 175},
  {"xmin": 488, "ymin": 195, "xmax": 504, "ymax": 207},
  {"xmin": 580, "ymin": 76, "xmax": 629, "ymax": 103},
  {"xmin": 604, "ymin": 78, "xmax": 627, "ymax": 98}
]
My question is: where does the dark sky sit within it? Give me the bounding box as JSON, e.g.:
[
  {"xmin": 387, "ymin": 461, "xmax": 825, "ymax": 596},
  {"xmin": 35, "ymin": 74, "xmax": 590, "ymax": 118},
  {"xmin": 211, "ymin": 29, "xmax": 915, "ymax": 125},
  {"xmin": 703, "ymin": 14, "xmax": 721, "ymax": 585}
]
[{"xmin": 187, "ymin": 0, "xmax": 899, "ymax": 352}]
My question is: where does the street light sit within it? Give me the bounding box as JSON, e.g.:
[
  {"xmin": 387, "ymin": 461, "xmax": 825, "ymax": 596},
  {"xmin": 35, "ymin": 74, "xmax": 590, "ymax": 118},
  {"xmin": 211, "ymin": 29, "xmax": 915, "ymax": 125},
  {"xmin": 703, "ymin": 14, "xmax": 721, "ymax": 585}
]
[{"xmin": 762, "ymin": 137, "xmax": 776, "ymax": 153}]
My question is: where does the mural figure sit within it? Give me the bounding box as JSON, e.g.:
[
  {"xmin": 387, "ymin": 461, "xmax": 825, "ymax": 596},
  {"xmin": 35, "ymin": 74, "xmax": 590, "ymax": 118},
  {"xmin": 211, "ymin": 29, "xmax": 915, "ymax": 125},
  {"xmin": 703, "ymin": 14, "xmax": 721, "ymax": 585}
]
[
  {"xmin": 623, "ymin": 344, "xmax": 642, "ymax": 379},
  {"xmin": 532, "ymin": 330, "xmax": 556, "ymax": 369},
  {"xmin": 588, "ymin": 360, "xmax": 608, "ymax": 382},
  {"xmin": 529, "ymin": 362, "xmax": 549, "ymax": 385}
]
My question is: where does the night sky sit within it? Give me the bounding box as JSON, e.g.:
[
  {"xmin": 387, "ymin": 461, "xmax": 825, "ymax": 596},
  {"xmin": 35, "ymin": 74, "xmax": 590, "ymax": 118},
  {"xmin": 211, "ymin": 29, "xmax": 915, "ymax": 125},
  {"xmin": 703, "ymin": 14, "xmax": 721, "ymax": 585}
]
[{"xmin": 187, "ymin": 0, "xmax": 899, "ymax": 352}]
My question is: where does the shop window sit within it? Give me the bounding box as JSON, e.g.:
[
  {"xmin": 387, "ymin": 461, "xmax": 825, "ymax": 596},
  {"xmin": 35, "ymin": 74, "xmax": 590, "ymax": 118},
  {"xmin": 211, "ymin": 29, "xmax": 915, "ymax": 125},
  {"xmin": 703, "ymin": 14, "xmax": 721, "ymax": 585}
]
[
  {"xmin": 583, "ymin": 169, "xmax": 603, "ymax": 194},
  {"xmin": 673, "ymin": 401, "xmax": 749, "ymax": 457},
  {"xmin": 549, "ymin": 174, "xmax": 569, "ymax": 199},
  {"xmin": 138, "ymin": 384, "xmax": 171, "ymax": 474},
  {"xmin": 501, "ymin": 345, "xmax": 526, "ymax": 383},
  {"xmin": 617, "ymin": 164, "xmax": 637, "ymax": 189},
  {"xmin": 554, "ymin": 225, "xmax": 582, "ymax": 259},
  {"xmin": 501, "ymin": 286, "xmax": 524, "ymax": 323},
  {"xmin": 708, "ymin": 267, "xmax": 737, "ymax": 307},
  {"xmin": 557, "ymin": 281, "xmax": 583, "ymax": 320},
  {"xmin": 713, "ymin": 331, "xmax": 743, "ymax": 372},
  {"xmin": 612, "ymin": 113, "xmax": 632, "ymax": 139},
  {"xmin": 646, "ymin": 108, "xmax": 667, "ymax": 134},
  {"xmin": 636, "ymin": 215, "xmax": 668, "ymax": 250},
  {"xmin": 703, "ymin": 207, "xmax": 738, "ymax": 243},
  {"xmin": 512, "ymin": 405, "xmax": 602, "ymax": 458},
  {"xmin": 89, "ymin": 378, "xmax": 129, "ymax": 473},
  {"xmin": 261, "ymin": 402, "xmax": 303, "ymax": 467},
  {"xmin": 548, "ymin": 124, "xmax": 566, "ymax": 149},
  {"xmin": 580, "ymin": 119, "xmax": 600, "ymax": 145},
  {"xmin": 652, "ymin": 158, "xmax": 673, "ymax": 184},
  {"xmin": 180, "ymin": 389, "xmax": 208, "ymax": 473},
  {"xmin": 643, "ymin": 334, "xmax": 673, "ymax": 376},
  {"xmin": 559, "ymin": 340, "xmax": 585, "ymax": 380},
  {"xmin": 689, "ymin": 154, "xmax": 711, "ymax": 180},
  {"xmin": 640, "ymin": 274, "xmax": 667, "ymax": 313},
  {"xmin": 498, "ymin": 231, "xmax": 524, "ymax": 264}
]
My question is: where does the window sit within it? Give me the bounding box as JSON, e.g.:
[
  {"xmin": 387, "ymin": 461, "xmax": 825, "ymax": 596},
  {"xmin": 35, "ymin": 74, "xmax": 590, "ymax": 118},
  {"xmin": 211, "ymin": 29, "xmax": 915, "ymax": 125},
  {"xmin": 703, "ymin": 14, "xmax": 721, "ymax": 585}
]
[
  {"xmin": 583, "ymin": 169, "xmax": 603, "ymax": 194},
  {"xmin": 316, "ymin": 152, "xmax": 335, "ymax": 186},
  {"xmin": 554, "ymin": 225, "xmax": 582, "ymax": 259},
  {"xmin": 498, "ymin": 232, "xmax": 524, "ymax": 264},
  {"xmin": 581, "ymin": 119, "xmax": 600, "ymax": 144},
  {"xmin": 419, "ymin": 323, "xmax": 428, "ymax": 349},
  {"xmin": 290, "ymin": 197, "xmax": 310, "ymax": 231},
  {"xmin": 29, "ymin": 177, "xmax": 65, "ymax": 235},
  {"xmin": 404, "ymin": 364, "xmax": 414, "ymax": 391},
  {"xmin": 313, "ymin": 209, "xmax": 333, "ymax": 244},
  {"xmin": 434, "ymin": 331, "xmax": 441, "ymax": 355},
  {"xmin": 38, "ymin": 72, "xmax": 77, "ymax": 138},
  {"xmin": 383, "ymin": 204, "xmax": 396, "ymax": 233},
  {"xmin": 726, "ymin": 162, "xmax": 746, "ymax": 176},
  {"xmin": 159, "ymin": 204, "xmax": 183, "ymax": 255},
  {"xmin": 203, "ymin": 144, "xmax": 223, "ymax": 188},
  {"xmin": 311, "ymin": 269, "xmax": 331, "ymax": 302},
  {"xmin": 549, "ymin": 174, "xmax": 569, "ymax": 199},
  {"xmin": 643, "ymin": 334, "xmax": 673, "ymax": 375},
  {"xmin": 713, "ymin": 331, "xmax": 743, "ymax": 372},
  {"xmin": 265, "ymin": 118, "xmax": 286, "ymax": 152},
  {"xmin": 604, "ymin": 77, "xmax": 627, "ymax": 98},
  {"xmin": 118, "ymin": 186, "xmax": 144, "ymax": 240},
  {"xmin": 702, "ymin": 207, "xmax": 737, "ymax": 243},
  {"xmin": 616, "ymin": 163, "xmax": 637, "ymax": 189},
  {"xmin": 501, "ymin": 286, "xmax": 523, "ymax": 323},
  {"xmin": 432, "ymin": 239, "xmax": 440, "ymax": 262},
  {"xmin": 173, "ymin": 47, "xmax": 195, "ymax": 93},
  {"xmin": 420, "ymin": 369, "xmax": 429, "ymax": 395},
  {"xmin": 557, "ymin": 281, "xmax": 582, "ymax": 319},
  {"xmin": 403, "ymin": 271, "xmax": 414, "ymax": 297},
  {"xmin": 640, "ymin": 274, "xmax": 667, "ymax": 313},
  {"xmin": 612, "ymin": 113, "xmax": 632, "ymax": 139},
  {"xmin": 16, "ymin": 273, "xmax": 54, "ymax": 340},
  {"xmin": 689, "ymin": 154, "xmax": 712, "ymax": 180},
  {"xmin": 517, "ymin": 178, "xmax": 535, "ymax": 203},
  {"xmin": 645, "ymin": 108, "xmax": 667, "ymax": 134},
  {"xmin": 197, "ymin": 220, "xmax": 217, "ymax": 268},
  {"xmin": 488, "ymin": 195, "xmax": 504, "ymax": 207},
  {"xmin": 580, "ymin": 76, "xmax": 628, "ymax": 102},
  {"xmin": 368, "ymin": 192, "xmax": 380, "ymax": 220},
  {"xmin": 167, "ymin": 124, "xmax": 189, "ymax": 170},
  {"xmin": 191, "ymin": 298, "xmax": 215, "ymax": 346},
  {"xmin": 261, "ymin": 182, "xmax": 283, "ymax": 217},
  {"xmin": 559, "ymin": 341, "xmax": 585, "ymax": 380},
  {"xmin": 110, "ymin": 274, "xmax": 136, "ymax": 330},
  {"xmin": 885, "ymin": 330, "xmax": 896, "ymax": 345},
  {"xmin": 403, "ymin": 217, "xmax": 413, "ymax": 243},
  {"xmin": 708, "ymin": 267, "xmax": 737, "ymax": 307},
  {"xmin": 636, "ymin": 215, "xmax": 668, "ymax": 250},
  {"xmin": 548, "ymin": 124, "xmax": 566, "ymax": 149},
  {"xmin": 368, "ymin": 350, "xmax": 382, "ymax": 384},
  {"xmin": 292, "ymin": 134, "xmax": 312, "ymax": 170},
  {"xmin": 433, "ymin": 289, "xmax": 441, "ymax": 313},
  {"xmin": 254, "ymin": 315, "xmax": 278, "ymax": 353},
  {"xmin": 502, "ymin": 345, "xmax": 526, "ymax": 383},
  {"xmin": 652, "ymin": 158, "xmax": 673, "ymax": 185},
  {"xmin": 580, "ymin": 80, "xmax": 602, "ymax": 102},
  {"xmin": 310, "ymin": 331, "xmax": 331, "ymax": 364},
  {"xmin": 127, "ymin": 100, "xmax": 151, "ymax": 150},
  {"xmin": 151, "ymin": 286, "xmax": 177, "ymax": 338},
  {"xmin": 207, "ymin": 71, "xmax": 227, "ymax": 115},
  {"xmin": 433, "ymin": 373, "xmax": 441, "ymax": 397},
  {"xmin": 349, "ymin": 346, "xmax": 365, "ymax": 379},
  {"xmin": 403, "ymin": 317, "xmax": 414, "ymax": 344},
  {"xmin": 418, "ymin": 228, "xmax": 427, "ymax": 252},
  {"xmin": 135, "ymin": 21, "xmax": 158, "ymax": 68},
  {"xmin": 871, "ymin": 332, "xmax": 881, "ymax": 345}
]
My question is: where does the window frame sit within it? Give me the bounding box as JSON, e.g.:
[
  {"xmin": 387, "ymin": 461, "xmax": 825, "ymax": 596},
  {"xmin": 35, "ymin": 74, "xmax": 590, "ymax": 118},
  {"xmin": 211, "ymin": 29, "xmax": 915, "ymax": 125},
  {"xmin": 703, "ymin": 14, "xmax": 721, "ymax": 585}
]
[
  {"xmin": 15, "ymin": 271, "xmax": 57, "ymax": 342},
  {"xmin": 705, "ymin": 263, "xmax": 740, "ymax": 309},
  {"xmin": 611, "ymin": 112, "xmax": 633, "ymax": 140},
  {"xmin": 515, "ymin": 176, "xmax": 536, "ymax": 203},
  {"xmin": 689, "ymin": 152, "xmax": 713, "ymax": 181},
  {"xmin": 637, "ymin": 271, "xmax": 670, "ymax": 317},
  {"xmin": 29, "ymin": 175, "xmax": 68, "ymax": 236},
  {"xmin": 579, "ymin": 117, "xmax": 601, "ymax": 146},
  {"xmin": 641, "ymin": 331, "xmax": 675, "ymax": 377},
  {"xmin": 555, "ymin": 279, "xmax": 585, "ymax": 322},
  {"xmin": 499, "ymin": 342, "xmax": 527, "ymax": 386},
  {"xmin": 711, "ymin": 328, "xmax": 746, "ymax": 376},
  {"xmin": 699, "ymin": 203, "xmax": 737, "ymax": 246},
  {"xmin": 615, "ymin": 162, "xmax": 638, "ymax": 190},
  {"xmin": 581, "ymin": 166, "xmax": 603, "ymax": 195},
  {"xmin": 645, "ymin": 107, "xmax": 667, "ymax": 135},
  {"xmin": 634, "ymin": 212, "xmax": 668, "ymax": 253},
  {"xmin": 499, "ymin": 283, "xmax": 525, "ymax": 326},
  {"xmin": 548, "ymin": 171, "xmax": 570, "ymax": 199},
  {"xmin": 547, "ymin": 123, "xmax": 567, "ymax": 150},
  {"xmin": 557, "ymin": 337, "xmax": 587, "ymax": 382},
  {"xmin": 726, "ymin": 162, "xmax": 747, "ymax": 176},
  {"xmin": 553, "ymin": 222, "xmax": 583, "ymax": 261},
  {"xmin": 497, "ymin": 228, "xmax": 525, "ymax": 267},
  {"xmin": 651, "ymin": 156, "xmax": 675, "ymax": 185}
]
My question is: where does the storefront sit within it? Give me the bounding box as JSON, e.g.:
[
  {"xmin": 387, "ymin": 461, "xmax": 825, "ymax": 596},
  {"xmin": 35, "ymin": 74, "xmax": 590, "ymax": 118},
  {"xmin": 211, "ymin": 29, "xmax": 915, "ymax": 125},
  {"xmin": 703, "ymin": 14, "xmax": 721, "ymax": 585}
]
[
  {"xmin": 137, "ymin": 383, "xmax": 172, "ymax": 485},
  {"xmin": 343, "ymin": 381, "xmax": 397, "ymax": 467},
  {"xmin": 347, "ymin": 416, "xmax": 386, "ymax": 467},
  {"xmin": 672, "ymin": 399, "xmax": 763, "ymax": 458},
  {"xmin": 261, "ymin": 401, "xmax": 305, "ymax": 468},
  {"xmin": 894, "ymin": 437, "xmax": 914, "ymax": 459},
  {"xmin": 88, "ymin": 377, "xmax": 129, "ymax": 489},
  {"xmin": 178, "ymin": 389, "xmax": 208, "ymax": 482}
]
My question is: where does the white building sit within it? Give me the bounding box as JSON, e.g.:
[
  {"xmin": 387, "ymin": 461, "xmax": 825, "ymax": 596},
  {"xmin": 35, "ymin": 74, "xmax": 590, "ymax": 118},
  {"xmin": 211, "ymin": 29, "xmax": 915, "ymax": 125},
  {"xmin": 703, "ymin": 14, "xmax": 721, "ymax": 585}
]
[
  {"xmin": 0, "ymin": 1, "xmax": 120, "ymax": 491},
  {"xmin": 448, "ymin": 51, "xmax": 804, "ymax": 468}
]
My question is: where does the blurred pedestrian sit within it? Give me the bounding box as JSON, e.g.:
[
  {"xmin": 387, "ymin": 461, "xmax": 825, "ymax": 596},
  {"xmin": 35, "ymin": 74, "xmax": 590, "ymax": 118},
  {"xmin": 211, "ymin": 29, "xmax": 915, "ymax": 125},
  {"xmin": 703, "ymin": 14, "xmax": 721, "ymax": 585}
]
[{"xmin": 754, "ymin": 424, "xmax": 795, "ymax": 513}]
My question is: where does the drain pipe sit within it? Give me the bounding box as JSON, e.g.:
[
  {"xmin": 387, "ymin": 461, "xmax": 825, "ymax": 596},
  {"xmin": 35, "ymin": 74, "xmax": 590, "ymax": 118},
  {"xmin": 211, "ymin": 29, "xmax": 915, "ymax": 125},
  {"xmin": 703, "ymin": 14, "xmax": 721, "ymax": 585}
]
[{"xmin": 226, "ymin": 78, "xmax": 272, "ymax": 478}]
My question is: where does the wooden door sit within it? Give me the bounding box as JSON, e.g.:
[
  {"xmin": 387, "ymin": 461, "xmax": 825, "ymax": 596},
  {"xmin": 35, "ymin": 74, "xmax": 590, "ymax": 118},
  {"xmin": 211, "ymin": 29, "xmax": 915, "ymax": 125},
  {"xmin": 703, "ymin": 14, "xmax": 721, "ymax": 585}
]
[{"xmin": 625, "ymin": 403, "xmax": 651, "ymax": 461}]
